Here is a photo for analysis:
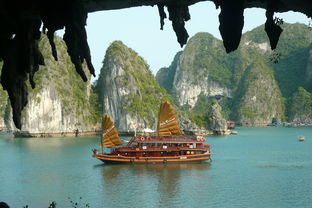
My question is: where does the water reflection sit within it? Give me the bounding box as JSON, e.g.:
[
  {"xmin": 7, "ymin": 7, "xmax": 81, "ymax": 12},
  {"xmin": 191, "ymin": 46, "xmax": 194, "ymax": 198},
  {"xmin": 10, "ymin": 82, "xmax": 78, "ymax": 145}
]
[{"xmin": 96, "ymin": 163, "xmax": 210, "ymax": 207}]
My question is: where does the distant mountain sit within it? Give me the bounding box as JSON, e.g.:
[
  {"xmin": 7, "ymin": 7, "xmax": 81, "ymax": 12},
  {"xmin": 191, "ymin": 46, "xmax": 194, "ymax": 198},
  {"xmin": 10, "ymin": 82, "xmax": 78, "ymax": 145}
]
[
  {"xmin": 95, "ymin": 41, "xmax": 171, "ymax": 131},
  {"xmin": 157, "ymin": 23, "xmax": 312, "ymax": 126},
  {"xmin": 0, "ymin": 34, "xmax": 100, "ymax": 134}
]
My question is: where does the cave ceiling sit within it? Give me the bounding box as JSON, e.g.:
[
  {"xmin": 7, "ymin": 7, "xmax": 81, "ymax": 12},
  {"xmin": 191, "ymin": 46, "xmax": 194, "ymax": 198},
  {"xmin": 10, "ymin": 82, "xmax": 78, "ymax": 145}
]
[{"xmin": 0, "ymin": 0, "xmax": 311, "ymax": 129}]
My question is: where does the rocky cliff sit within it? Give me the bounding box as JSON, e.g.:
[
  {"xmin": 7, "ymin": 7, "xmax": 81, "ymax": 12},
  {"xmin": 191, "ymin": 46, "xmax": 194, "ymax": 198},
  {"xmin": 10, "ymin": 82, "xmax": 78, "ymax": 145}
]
[
  {"xmin": 157, "ymin": 23, "xmax": 312, "ymax": 126},
  {"xmin": 289, "ymin": 87, "xmax": 312, "ymax": 124},
  {"xmin": 157, "ymin": 33, "xmax": 233, "ymax": 109},
  {"xmin": 208, "ymin": 100, "xmax": 228, "ymax": 134},
  {"xmin": 0, "ymin": 62, "xmax": 8, "ymax": 130},
  {"xmin": 241, "ymin": 23, "xmax": 312, "ymax": 124},
  {"xmin": 96, "ymin": 41, "xmax": 170, "ymax": 132},
  {"xmin": 233, "ymin": 61, "xmax": 284, "ymax": 126},
  {"xmin": 0, "ymin": 34, "xmax": 100, "ymax": 136}
]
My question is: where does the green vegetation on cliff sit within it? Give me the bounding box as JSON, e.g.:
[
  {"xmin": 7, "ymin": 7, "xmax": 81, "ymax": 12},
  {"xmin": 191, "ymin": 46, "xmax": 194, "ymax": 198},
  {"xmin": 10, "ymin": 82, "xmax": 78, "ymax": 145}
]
[
  {"xmin": 96, "ymin": 41, "xmax": 171, "ymax": 126},
  {"xmin": 181, "ymin": 33, "xmax": 232, "ymax": 86},
  {"xmin": 156, "ymin": 51, "xmax": 182, "ymax": 94},
  {"xmin": 35, "ymin": 34, "xmax": 101, "ymax": 125},
  {"xmin": 289, "ymin": 87, "xmax": 312, "ymax": 122},
  {"xmin": 1, "ymin": 34, "xmax": 101, "ymax": 129},
  {"xmin": 0, "ymin": 62, "xmax": 8, "ymax": 116},
  {"xmin": 157, "ymin": 23, "xmax": 312, "ymax": 126},
  {"xmin": 233, "ymin": 61, "xmax": 285, "ymax": 125}
]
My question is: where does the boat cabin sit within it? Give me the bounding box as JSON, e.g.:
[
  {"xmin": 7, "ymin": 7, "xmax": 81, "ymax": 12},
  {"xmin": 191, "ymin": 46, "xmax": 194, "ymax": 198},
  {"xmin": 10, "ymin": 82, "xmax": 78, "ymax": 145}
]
[{"xmin": 111, "ymin": 136, "xmax": 210, "ymax": 158}]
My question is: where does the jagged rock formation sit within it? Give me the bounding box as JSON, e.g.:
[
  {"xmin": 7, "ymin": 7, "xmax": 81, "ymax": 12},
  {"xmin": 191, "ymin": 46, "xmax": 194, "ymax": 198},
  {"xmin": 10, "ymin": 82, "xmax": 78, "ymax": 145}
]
[
  {"xmin": 289, "ymin": 87, "xmax": 312, "ymax": 124},
  {"xmin": 0, "ymin": 0, "xmax": 311, "ymax": 129},
  {"xmin": 233, "ymin": 61, "xmax": 284, "ymax": 126},
  {"xmin": 157, "ymin": 33, "xmax": 233, "ymax": 108},
  {"xmin": 96, "ymin": 41, "xmax": 170, "ymax": 132},
  {"xmin": 0, "ymin": 34, "xmax": 100, "ymax": 136},
  {"xmin": 0, "ymin": 66, "xmax": 8, "ymax": 130},
  {"xmin": 157, "ymin": 23, "xmax": 311, "ymax": 126},
  {"xmin": 208, "ymin": 101, "xmax": 228, "ymax": 134}
]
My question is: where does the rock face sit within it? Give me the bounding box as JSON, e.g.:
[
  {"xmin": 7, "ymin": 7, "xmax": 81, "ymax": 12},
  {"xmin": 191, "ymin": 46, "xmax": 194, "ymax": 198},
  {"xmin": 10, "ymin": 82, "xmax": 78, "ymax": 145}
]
[
  {"xmin": 0, "ymin": 34, "xmax": 100, "ymax": 135},
  {"xmin": 289, "ymin": 87, "xmax": 312, "ymax": 124},
  {"xmin": 157, "ymin": 33, "xmax": 233, "ymax": 108},
  {"xmin": 96, "ymin": 41, "xmax": 170, "ymax": 132},
  {"xmin": 0, "ymin": 63, "xmax": 13, "ymax": 131},
  {"xmin": 233, "ymin": 62, "xmax": 284, "ymax": 126},
  {"xmin": 0, "ymin": 84, "xmax": 8, "ymax": 131},
  {"xmin": 208, "ymin": 101, "xmax": 228, "ymax": 134},
  {"xmin": 157, "ymin": 23, "xmax": 312, "ymax": 127}
]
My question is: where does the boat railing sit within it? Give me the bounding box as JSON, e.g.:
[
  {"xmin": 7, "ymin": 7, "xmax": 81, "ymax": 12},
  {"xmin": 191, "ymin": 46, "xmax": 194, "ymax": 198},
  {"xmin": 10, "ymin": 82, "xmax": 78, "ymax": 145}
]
[
  {"xmin": 117, "ymin": 145, "xmax": 208, "ymax": 152},
  {"xmin": 132, "ymin": 135, "xmax": 206, "ymax": 143}
]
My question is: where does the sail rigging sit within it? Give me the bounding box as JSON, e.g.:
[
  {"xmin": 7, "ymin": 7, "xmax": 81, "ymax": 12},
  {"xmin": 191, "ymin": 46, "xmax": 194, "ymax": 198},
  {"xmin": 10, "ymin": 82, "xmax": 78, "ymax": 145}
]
[
  {"xmin": 101, "ymin": 115, "xmax": 122, "ymax": 147},
  {"xmin": 157, "ymin": 101, "xmax": 182, "ymax": 136}
]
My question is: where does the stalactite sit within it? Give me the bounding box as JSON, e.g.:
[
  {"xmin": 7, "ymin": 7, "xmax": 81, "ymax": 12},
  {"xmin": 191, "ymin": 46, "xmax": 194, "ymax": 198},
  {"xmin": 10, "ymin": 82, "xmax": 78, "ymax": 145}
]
[
  {"xmin": 62, "ymin": 2, "xmax": 96, "ymax": 81},
  {"xmin": 41, "ymin": 2, "xmax": 96, "ymax": 80},
  {"xmin": 167, "ymin": 4, "xmax": 190, "ymax": 47},
  {"xmin": 157, "ymin": 4, "xmax": 167, "ymax": 30},
  {"xmin": 218, "ymin": 0, "xmax": 245, "ymax": 53},
  {"xmin": 265, "ymin": 1, "xmax": 283, "ymax": 50},
  {"xmin": 0, "ymin": 1, "xmax": 44, "ymax": 130},
  {"xmin": 0, "ymin": 1, "xmax": 96, "ymax": 129}
]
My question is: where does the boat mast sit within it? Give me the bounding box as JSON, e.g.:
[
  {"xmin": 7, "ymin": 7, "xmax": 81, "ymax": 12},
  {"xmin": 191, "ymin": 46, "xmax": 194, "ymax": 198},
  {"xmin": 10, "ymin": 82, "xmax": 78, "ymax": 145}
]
[{"xmin": 156, "ymin": 101, "xmax": 162, "ymax": 136}]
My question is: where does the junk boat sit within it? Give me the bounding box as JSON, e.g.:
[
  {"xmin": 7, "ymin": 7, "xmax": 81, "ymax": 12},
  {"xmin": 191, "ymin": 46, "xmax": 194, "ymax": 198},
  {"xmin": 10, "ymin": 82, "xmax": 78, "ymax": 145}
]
[{"xmin": 92, "ymin": 101, "xmax": 212, "ymax": 163}]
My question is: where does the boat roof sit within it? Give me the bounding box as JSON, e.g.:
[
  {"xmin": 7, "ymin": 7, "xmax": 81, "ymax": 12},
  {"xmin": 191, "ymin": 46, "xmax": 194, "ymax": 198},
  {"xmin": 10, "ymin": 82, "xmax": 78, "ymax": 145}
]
[{"xmin": 130, "ymin": 135, "xmax": 206, "ymax": 144}]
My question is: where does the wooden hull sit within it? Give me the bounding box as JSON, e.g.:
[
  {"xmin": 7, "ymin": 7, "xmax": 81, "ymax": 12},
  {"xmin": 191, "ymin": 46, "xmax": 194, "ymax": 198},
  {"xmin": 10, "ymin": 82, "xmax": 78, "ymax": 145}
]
[{"xmin": 93, "ymin": 152, "xmax": 211, "ymax": 163}]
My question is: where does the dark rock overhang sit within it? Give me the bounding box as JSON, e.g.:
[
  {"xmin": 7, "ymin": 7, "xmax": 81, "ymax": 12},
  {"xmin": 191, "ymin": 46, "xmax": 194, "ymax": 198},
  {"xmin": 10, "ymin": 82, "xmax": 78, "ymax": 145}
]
[{"xmin": 0, "ymin": 0, "xmax": 311, "ymax": 129}]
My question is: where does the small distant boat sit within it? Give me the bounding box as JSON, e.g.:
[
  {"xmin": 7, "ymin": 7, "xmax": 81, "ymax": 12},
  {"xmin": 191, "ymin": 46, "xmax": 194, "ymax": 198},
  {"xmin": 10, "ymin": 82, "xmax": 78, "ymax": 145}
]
[
  {"xmin": 92, "ymin": 101, "xmax": 212, "ymax": 163},
  {"xmin": 298, "ymin": 136, "xmax": 305, "ymax": 142}
]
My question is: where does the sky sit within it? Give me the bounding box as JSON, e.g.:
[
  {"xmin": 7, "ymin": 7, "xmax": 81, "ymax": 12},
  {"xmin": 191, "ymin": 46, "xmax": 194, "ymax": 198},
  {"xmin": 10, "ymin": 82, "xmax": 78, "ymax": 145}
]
[{"xmin": 80, "ymin": 2, "xmax": 310, "ymax": 82}]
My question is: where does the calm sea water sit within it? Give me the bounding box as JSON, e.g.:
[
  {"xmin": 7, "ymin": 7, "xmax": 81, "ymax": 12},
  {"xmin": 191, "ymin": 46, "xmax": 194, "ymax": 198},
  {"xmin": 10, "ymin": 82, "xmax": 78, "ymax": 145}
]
[{"xmin": 1, "ymin": 127, "xmax": 312, "ymax": 208}]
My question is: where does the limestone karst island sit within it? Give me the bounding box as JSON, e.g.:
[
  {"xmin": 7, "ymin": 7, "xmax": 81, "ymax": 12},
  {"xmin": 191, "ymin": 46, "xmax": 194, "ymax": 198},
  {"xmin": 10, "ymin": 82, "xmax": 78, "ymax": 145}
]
[{"xmin": 1, "ymin": 23, "xmax": 312, "ymax": 137}]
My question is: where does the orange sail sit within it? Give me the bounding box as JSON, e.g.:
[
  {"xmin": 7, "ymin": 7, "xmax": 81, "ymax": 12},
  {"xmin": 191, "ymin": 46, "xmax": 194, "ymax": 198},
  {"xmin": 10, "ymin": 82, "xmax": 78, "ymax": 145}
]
[
  {"xmin": 157, "ymin": 101, "xmax": 182, "ymax": 136},
  {"xmin": 101, "ymin": 115, "xmax": 122, "ymax": 147}
]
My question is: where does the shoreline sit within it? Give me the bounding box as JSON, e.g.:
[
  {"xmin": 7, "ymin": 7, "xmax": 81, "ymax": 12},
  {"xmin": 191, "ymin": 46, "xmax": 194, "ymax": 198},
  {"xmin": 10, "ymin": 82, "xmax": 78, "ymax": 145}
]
[
  {"xmin": 11, "ymin": 130, "xmax": 148, "ymax": 138},
  {"xmin": 9, "ymin": 129, "xmax": 238, "ymax": 138},
  {"xmin": 13, "ymin": 130, "xmax": 102, "ymax": 138}
]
